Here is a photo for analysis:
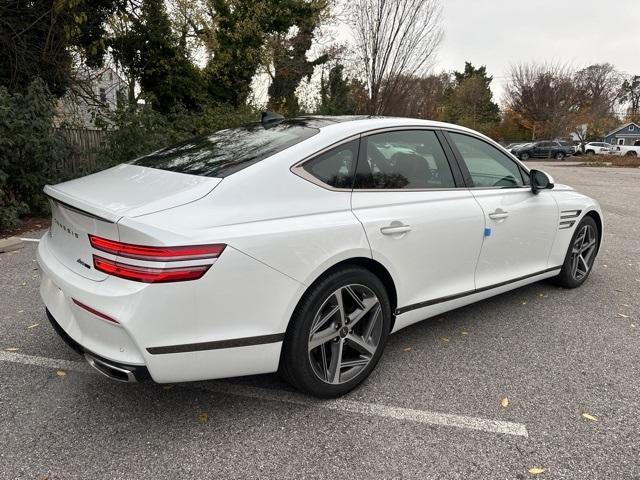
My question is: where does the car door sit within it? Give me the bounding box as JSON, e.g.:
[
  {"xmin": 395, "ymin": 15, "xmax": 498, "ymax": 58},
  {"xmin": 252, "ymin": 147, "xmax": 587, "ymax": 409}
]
[
  {"xmin": 444, "ymin": 131, "xmax": 559, "ymax": 289},
  {"xmin": 350, "ymin": 129, "xmax": 485, "ymax": 316},
  {"xmin": 537, "ymin": 141, "xmax": 552, "ymax": 158}
]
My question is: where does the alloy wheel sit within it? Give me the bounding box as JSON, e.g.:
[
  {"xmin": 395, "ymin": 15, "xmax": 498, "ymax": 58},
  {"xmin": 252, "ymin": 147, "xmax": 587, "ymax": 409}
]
[
  {"xmin": 570, "ymin": 224, "xmax": 597, "ymax": 281},
  {"xmin": 308, "ymin": 284, "xmax": 382, "ymax": 385}
]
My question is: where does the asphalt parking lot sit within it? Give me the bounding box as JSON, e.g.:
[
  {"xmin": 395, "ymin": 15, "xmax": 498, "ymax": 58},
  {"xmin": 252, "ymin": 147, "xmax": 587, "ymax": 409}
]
[{"xmin": 1, "ymin": 162, "xmax": 639, "ymax": 479}]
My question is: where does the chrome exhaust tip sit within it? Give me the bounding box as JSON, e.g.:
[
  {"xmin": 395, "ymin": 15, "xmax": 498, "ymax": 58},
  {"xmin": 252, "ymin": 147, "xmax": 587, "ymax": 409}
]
[{"xmin": 84, "ymin": 353, "xmax": 137, "ymax": 383}]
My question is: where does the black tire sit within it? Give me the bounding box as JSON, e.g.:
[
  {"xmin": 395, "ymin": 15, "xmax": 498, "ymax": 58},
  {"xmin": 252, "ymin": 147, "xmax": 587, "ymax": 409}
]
[
  {"xmin": 555, "ymin": 152, "xmax": 565, "ymax": 160},
  {"xmin": 280, "ymin": 266, "xmax": 391, "ymax": 398},
  {"xmin": 553, "ymin": 216, "xmax": 599, "ymax": 288},
  {"xmin": 626, "ymin": 150, "xmax": 637, "ymax": 157},
  {"xmin": 520, "ymin": 152, "xmax": 530, "ymax": 161},
  {"xmin": 586, "ymin": 150, "xmax": 595, "ymax": 156}
]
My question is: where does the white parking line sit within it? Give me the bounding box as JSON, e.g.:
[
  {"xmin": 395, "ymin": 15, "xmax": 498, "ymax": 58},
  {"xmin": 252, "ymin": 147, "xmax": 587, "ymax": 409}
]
[
  {"xmin": 0, "ymin": 351, "xmax": 528, "ymax": 437},
  {"xmin": 0, "ymin": 350, "xmax": 92, "ymax": 374},
  {"xmin": 20, "ymin": 238, "xmax": 41, "ymax": 243}
]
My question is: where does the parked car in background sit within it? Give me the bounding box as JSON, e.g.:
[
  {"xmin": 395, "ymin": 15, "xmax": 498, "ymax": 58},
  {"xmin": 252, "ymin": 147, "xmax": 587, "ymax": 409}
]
[
  {"xmin": 584, "ymin": 142, "xmax": 612, "ymax": 156},
  {"xmin": 511, "ymin": 141, "xmax": 573, "ymax": 160},
  {"xmin": 614, "ymin": 140, "xmax": 640, "ymax": 156},
  {"xmin": 505, "ymin": 143, "xmax": 525, "ymax": 150}
]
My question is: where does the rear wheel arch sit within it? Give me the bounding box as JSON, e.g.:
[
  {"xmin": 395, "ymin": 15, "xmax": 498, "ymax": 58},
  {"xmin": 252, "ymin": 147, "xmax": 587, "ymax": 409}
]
[{"xmin": 296, "ymin": 257, "xmax": 398, "ymax": 331}]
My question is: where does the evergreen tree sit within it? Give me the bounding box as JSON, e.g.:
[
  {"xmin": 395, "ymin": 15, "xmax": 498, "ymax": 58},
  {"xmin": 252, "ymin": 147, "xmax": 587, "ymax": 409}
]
[
  {"xmin": 0, "ymin": 0, "xmax": 122, "ymax": 96},
  {"xmin": 317, "ymin": 64, "xmax": 354, "ymax": 115},
  {"xmin": 443, "ymin": 62, "xmax": 500, "ymax": 133}
]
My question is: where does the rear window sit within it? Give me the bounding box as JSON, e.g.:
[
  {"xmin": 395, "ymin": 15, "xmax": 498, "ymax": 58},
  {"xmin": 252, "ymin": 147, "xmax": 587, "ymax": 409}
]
[{"xmin": 130, "ymin": 121, "xmax": 319, "ymax": 177}]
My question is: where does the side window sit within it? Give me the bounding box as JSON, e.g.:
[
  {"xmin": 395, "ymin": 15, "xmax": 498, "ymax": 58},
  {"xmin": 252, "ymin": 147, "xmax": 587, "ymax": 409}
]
[
  {"xmin": 448, "ymin": 132, "xmax": 525, "ymax": 188},
  {"xmin": 302, "ymin": 140, "xmax": 358, "ymax": 189},
  {"xmin": 354, "ymin": 130, "xmax": 456, "ymax": 189}
]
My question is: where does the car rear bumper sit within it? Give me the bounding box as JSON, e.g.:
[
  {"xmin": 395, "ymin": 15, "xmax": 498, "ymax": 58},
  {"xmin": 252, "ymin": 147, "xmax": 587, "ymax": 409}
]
[
  {"xmin": 46, "ymin": 308, "xmax": 151, "ymax": 382},
  {"xmin": 37, "ymin": 231, "xmax": 305, "ymax": 383}
]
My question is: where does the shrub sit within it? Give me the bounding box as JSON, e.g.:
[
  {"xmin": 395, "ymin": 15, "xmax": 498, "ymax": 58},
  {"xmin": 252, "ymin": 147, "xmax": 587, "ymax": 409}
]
[
  {"xmin": 97, "ymin": 102, "xmax": 258, "ymax": 168},
  {"xmin": 0, "ymin": 79, "xmax": 71, "ymax": 229}
]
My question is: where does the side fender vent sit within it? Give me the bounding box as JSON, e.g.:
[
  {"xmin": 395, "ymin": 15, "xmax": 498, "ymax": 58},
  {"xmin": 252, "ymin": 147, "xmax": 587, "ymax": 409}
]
[{"xmin": 559, "ymin": 210, "xmax": 581, "ymax": 229}]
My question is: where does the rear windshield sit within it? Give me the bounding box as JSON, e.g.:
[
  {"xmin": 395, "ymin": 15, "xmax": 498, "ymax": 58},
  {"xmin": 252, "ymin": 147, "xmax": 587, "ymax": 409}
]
[{"xmin": 130, "ymin": 121, "xmax": 319, "ymax": 177}]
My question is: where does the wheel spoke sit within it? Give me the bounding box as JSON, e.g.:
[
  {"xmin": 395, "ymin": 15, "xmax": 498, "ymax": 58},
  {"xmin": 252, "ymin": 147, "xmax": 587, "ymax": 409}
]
[
  {"xmin": 319, "ymin": 343, "xmax": 329, "ymax": 381},
  {"xmin": 581, "ymin": 238, "xmax": 596, "ymax": 254},
  {"xmin": 577, "ymin": 255, "xmax": 588, "ymax": 276},
  {"xmin": 335, "ymin": 289, "xmax": 347, "ymax": 325},
  {"xmin": 571, "ymin": 252, "xmax": 580, "ymax": 278},
  {"xmin": 310, "ymin": 305, "xmax": 339, "ymax": 335},
  {"xmin": 346, "ymin": 297, "xmax": 380, "ymax": 328},
  {"xmin": 340, "ymin": 357, "xmax": 369, "ymax": 369},
  {"xmin": 363, "ymin": 305, "xmax": 381, "ymax": 342},
  {"xmin": 327, "ymin": 340, "xmax": 344, "ymax": 384},
  {"xmin": 344, "ymin": 285, "xmax": 365, "ymax": 309},
  {"xmin": 309, "ymin": 326, "xmax": 340, "ymax": 351},
  {"xmin": 345, "ymin": 333, "xmax": 376, "ymax": 356}
]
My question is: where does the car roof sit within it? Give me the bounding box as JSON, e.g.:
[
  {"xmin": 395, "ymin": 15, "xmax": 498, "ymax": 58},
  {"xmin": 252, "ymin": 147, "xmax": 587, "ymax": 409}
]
[{"xmin": 288, "ymin": 115, "xmax": 485, "ymax": 139}]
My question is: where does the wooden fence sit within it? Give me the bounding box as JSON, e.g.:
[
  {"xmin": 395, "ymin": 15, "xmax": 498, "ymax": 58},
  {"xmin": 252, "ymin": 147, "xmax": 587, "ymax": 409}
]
[{"xmin": 56, "ymin": 128, "xmax": 106, "ymax": 177}]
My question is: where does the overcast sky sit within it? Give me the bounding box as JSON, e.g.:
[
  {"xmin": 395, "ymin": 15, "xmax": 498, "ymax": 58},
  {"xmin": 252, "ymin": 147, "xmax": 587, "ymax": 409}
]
[{"xmin": 437, "ymin": 0, "xmax": 640, "ymax": 103}]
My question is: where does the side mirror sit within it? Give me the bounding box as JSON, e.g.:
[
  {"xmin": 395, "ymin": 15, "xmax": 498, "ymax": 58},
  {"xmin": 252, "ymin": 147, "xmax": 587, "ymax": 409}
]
[{"xmin": 530, "ymin": 169, "xmax": 554, "ymax": 194}]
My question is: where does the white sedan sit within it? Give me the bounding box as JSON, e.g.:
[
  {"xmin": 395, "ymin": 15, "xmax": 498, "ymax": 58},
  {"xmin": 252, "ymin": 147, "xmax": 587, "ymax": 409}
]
[{"xmin": 38, "ymin": 115, "xmax": 602, "ymax": 397}]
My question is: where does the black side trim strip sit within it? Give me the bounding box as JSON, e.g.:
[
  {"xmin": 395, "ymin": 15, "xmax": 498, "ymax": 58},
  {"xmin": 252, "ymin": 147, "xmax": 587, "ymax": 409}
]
[
  {"xmin": 395, "ymin": 266, "xmax": 563, "ymax": 315},
  {"xmin": 147, "ymin": 333, "xmax": 285, "ymax": 355},
  {"xmin": 44, "ymin": 193, "xmax": 116, "ymax": 223}
]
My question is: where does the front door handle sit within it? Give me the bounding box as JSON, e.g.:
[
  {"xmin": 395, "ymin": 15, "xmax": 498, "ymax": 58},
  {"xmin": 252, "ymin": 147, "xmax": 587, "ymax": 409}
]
[
  {"xmin": 488, "ymin": 209, "xmax": 509, "ymax": 220},
  {"xmin": 380, "ymin": 223, "xmax": 412, "ymax": 235}
]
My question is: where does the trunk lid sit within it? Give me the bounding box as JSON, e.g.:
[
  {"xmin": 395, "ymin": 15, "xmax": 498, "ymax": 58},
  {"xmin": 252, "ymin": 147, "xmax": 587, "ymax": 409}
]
[{"xmin": 44, "ymin": 164, "xmax": 221, "ymax": 281}]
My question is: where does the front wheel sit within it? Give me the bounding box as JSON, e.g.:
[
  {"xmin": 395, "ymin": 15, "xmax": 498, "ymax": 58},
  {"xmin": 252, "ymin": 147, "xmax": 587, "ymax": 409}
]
[
  {"xmin": 520, "ymin": 152, "xmax": 531, "ymax": 161},
  {"xmin": 280, "ymin": 266, "xmax": 391, "ymax": 398},
  {"xmin": 626, "ymin": 150, "xmax": 638, "ymax": 157},
  {"xmin": 555, "ymin": 152, "xmax": 565, "ymax": 160},
  {"xmin": 554, "ymin": 216, "xmax": 599, "ymax": 288}
]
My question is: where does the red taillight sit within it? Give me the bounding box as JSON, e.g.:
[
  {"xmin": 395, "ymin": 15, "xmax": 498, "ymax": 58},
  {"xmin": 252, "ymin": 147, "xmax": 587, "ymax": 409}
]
[
  {"xmin": 93, "ymin": 256, "xmax": 210, "ymax": 283},
  {"xmin": 72, "ymin": 298, "xmax": 120, "ymax": 324},
  {"xmin": 88, "ymin": 235, "xmax": 225, "ymax": 261}
]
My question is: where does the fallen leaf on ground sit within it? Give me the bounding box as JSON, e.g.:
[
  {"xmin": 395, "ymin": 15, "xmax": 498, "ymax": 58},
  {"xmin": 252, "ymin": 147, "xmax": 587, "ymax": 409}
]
[
  {"xmin": 522, "ymin": 301, "xmax": 528, "ymax": 305},
  {"xmin": 162, "ymin": 384, "xmax": 174, "ymax": 390},
  {"xmin": 27, "ymin": 323, "xmax": 39, "ymax": 329},
  {"xmin": 197, "ymin": 412, "xmax": 209, "ymax": 423},
  {"xmin": 528, "ymin": 467, "xmax": 545, "ymax": 475},
  {"xmin": 582, "ymin": 412, "xmax": 597, "ymax": 421},
  {"xmin": 440, "ymin": 337, "xmax": 450, "ymax": 343},
  {"xmin": 402, "ymin": 347, "xmax": 412, "ymax": 352},
  {"xmin": 501, "ymin": 397, "xmax": 509, "ymax": 408},
  {"xmin": 4, "ymin": 347, "xmax": 19, "ymax": 352},
  {"xmin": 56, "ymin": 370, "xmax": 66, "ymax": 377},
  {"xmin": 460, "ymin": 331, "xmax": 469, "ymax": 335}
]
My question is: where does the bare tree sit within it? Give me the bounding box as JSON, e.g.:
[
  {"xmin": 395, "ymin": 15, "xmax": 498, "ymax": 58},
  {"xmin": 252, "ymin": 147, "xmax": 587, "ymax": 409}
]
[
  {"xmin": 575, "ymin": 64, "xmax": 622, "ymax": 116},
  {"xmin": 505, "ymin": 63, "xmax": 581, "ymax": 140},
  {"xmin": 619, "ymin": 75, "xmax": 640, "ymax": 122},
  {"xmin": 572, "ymin": 63, "xmax": 622, "ymax": 144},
  {"xmin": 383, "ymin": 72, "xmax": 451, "ymax": 119},
  {"xmin": 348, "ymin": 0, "xmax": 443, "ymax": 115}
]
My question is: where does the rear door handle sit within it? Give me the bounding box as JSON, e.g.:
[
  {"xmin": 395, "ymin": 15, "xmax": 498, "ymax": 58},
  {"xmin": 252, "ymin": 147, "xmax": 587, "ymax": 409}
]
[
  {"xmin": 488, "ymin": 209, "xmax": 509, "ymax": 220},
  {"xmin": 380, "ymin": 224, "xmax": 412, "ymax": 235}
]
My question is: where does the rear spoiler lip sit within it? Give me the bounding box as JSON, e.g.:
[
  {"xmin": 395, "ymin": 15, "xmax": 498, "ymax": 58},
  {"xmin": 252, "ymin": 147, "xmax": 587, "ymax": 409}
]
[{"xmin": 43, "ymin": 185, "xmax": 122, "ymax": 224}]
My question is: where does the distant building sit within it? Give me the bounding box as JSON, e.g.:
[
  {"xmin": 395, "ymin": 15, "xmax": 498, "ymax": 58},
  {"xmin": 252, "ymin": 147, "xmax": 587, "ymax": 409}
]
[
  {"xmin": 55, "ymin": 67, "xmax": 127, "ymax": 128},
  {"xmin": 604, "ymin": 122, "xmax": 640, "ymax": 146}
]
